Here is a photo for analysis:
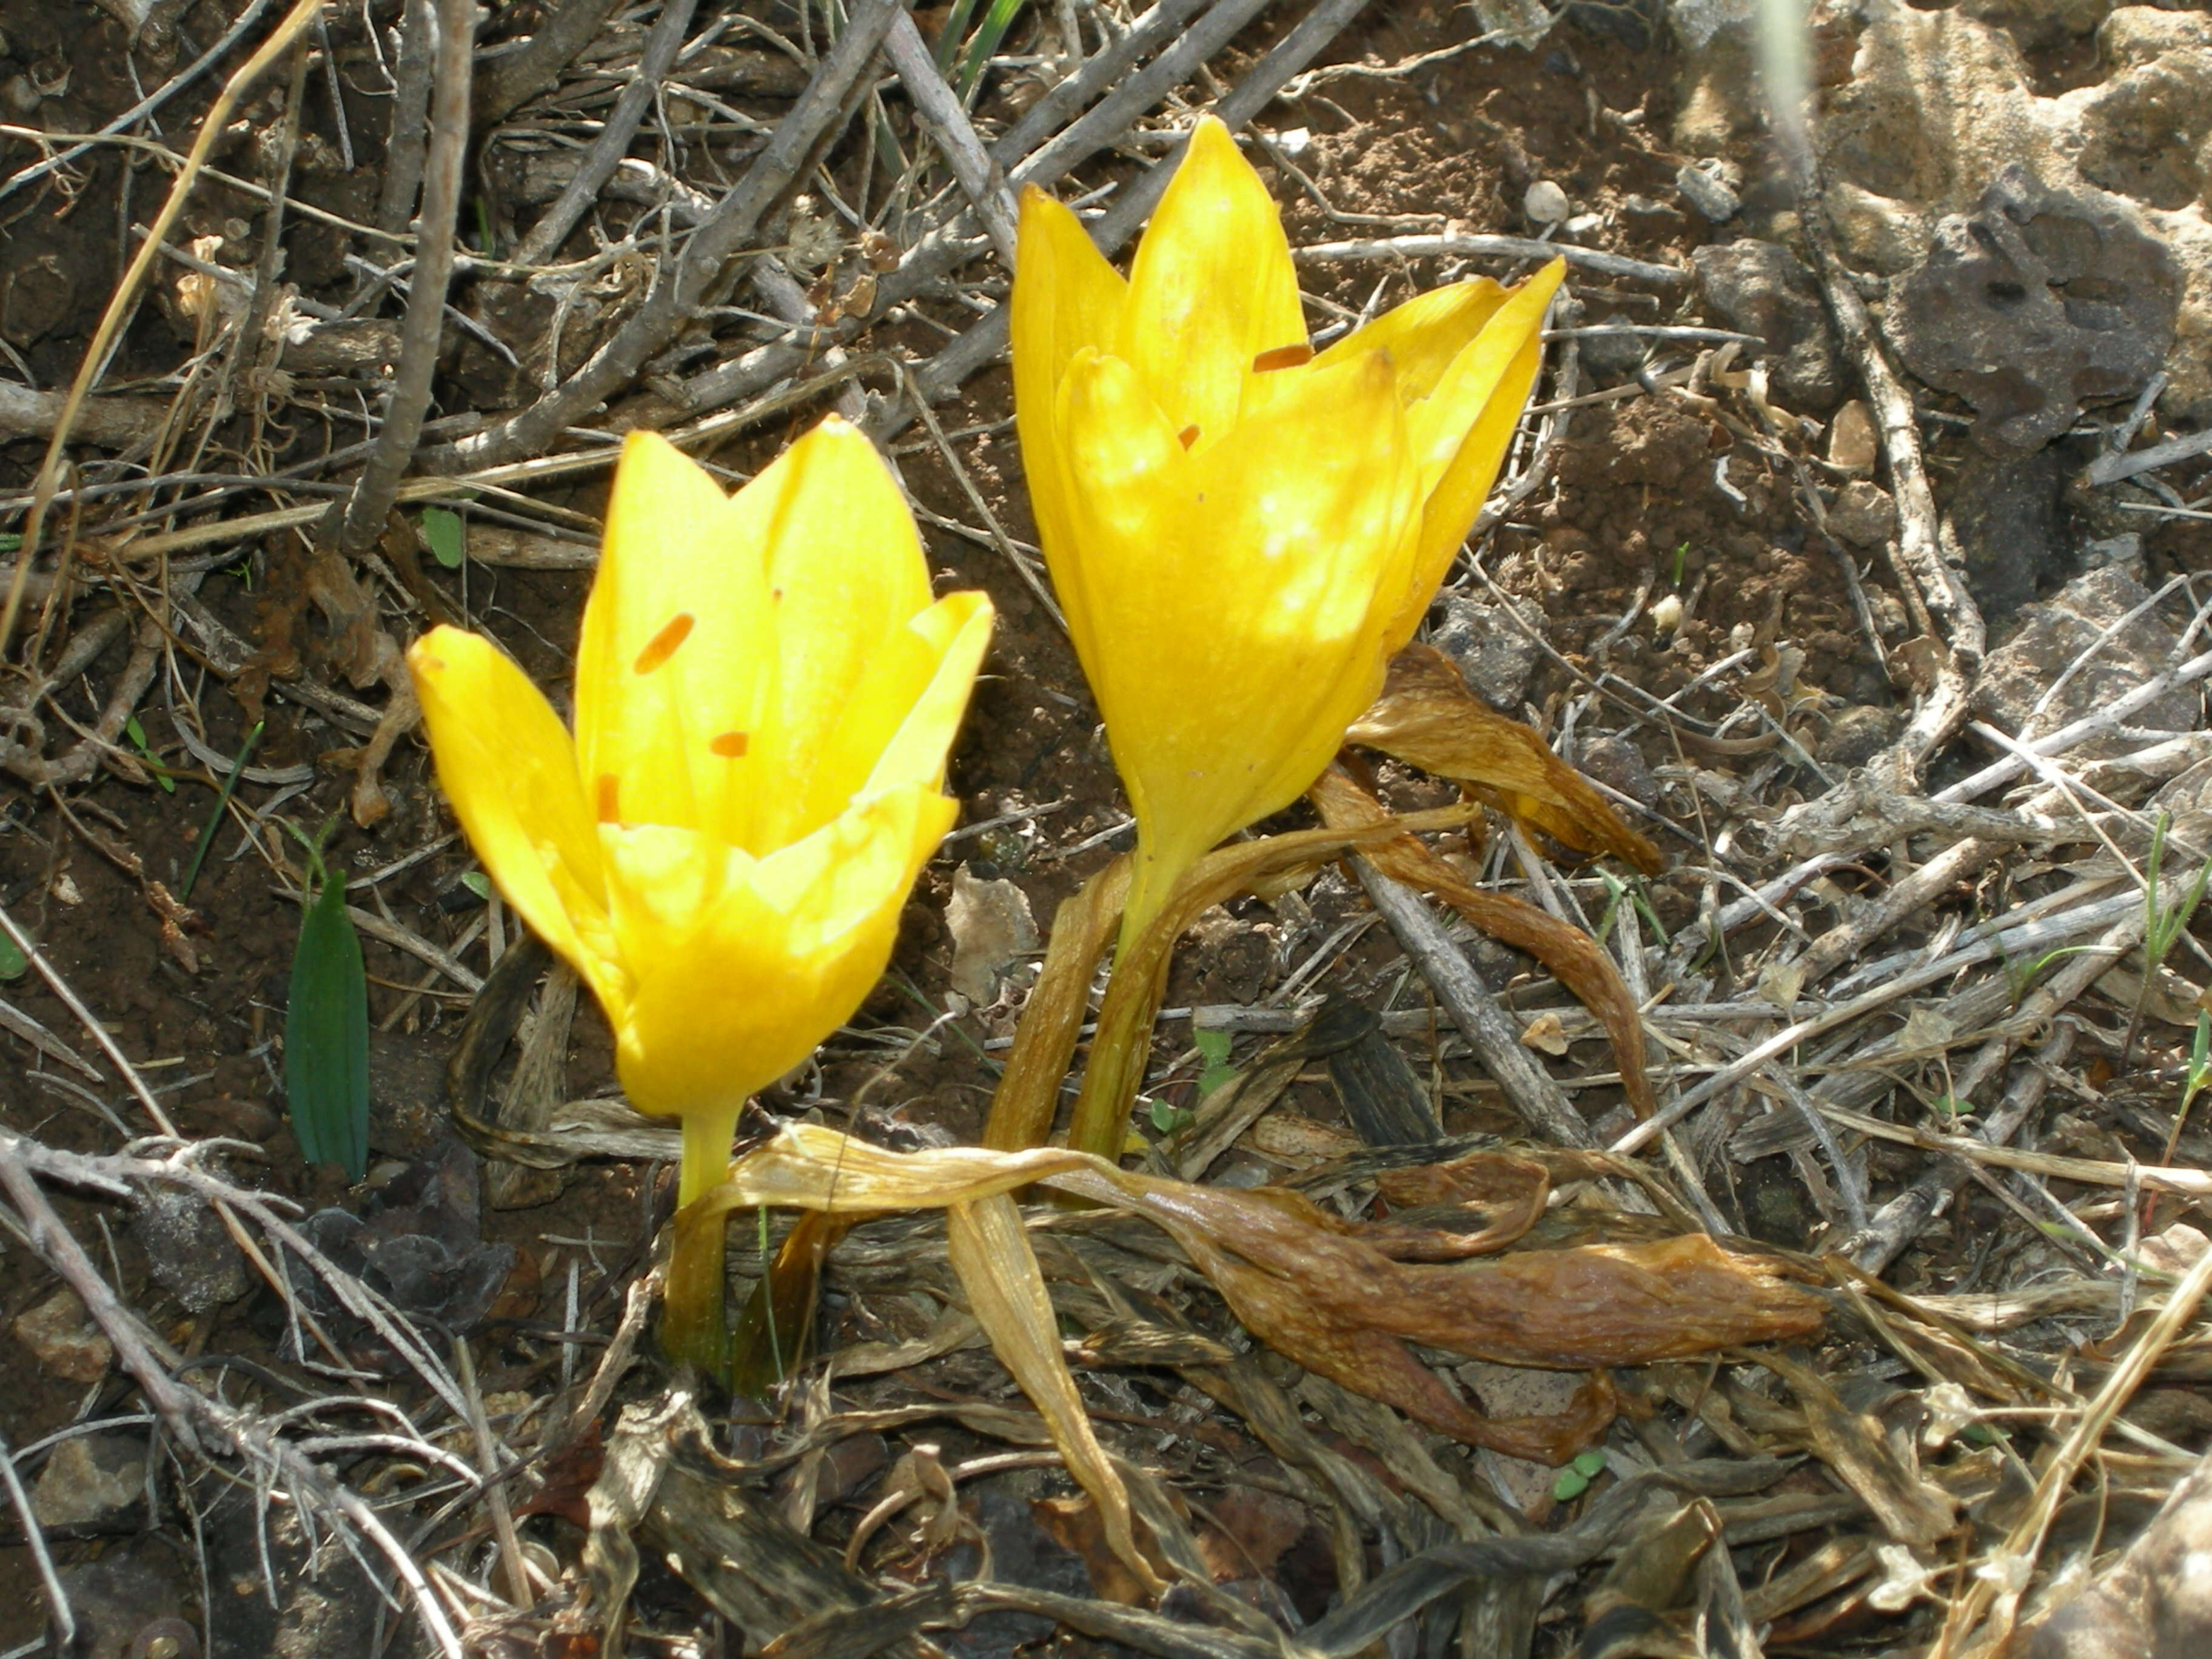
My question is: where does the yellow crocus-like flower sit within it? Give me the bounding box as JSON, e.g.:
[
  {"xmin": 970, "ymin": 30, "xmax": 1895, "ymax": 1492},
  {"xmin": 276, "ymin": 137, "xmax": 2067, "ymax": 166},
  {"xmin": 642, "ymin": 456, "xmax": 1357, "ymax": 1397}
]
[
  {"xmin": 1012, "ymin": 116, "xmax": 1564, "ymax": 939},
  {"xmin": 407, "ymin": 420, "xmax": 993, "ymax": 1370}
]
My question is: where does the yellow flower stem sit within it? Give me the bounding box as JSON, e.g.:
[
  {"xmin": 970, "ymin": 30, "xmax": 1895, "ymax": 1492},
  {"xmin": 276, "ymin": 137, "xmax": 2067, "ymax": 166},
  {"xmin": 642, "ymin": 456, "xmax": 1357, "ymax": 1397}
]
[
  {"xmin": 1065, "ymin": 811, "xmax": 1469, "ymax": 1163},
  {"xmin": 662, "ymin": 1102, "xmax": 743, "ymax": 1378}
]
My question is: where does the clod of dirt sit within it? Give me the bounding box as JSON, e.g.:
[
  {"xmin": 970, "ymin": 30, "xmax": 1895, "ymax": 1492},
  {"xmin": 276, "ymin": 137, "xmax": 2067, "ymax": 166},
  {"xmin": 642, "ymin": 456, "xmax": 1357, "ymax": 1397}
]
[
  {"xmin": 1826, "ymin": 480, "xmax": 1899, "ymax": 548},
  {"xmin": 10, "ymin": 1285, "xmax": 113, "ymax": 1383},
  {"xmin": 1817, "ymin": 704, "xmax": 1902, "ymax": 769},
  {"xmin": 1691, "ymin": 240, "xmax": 1842, "ymax": 414},
  {"xmin": 30, "ymin": 1430, "xmax": 148, "ymax": 1531},
  {"xmin": 135, "ymin": 1184, "xmax": 249, "ymax": 1314},
  {"xmin": 1971, "ymin": 565, "xmax": 2202, "ymax": 745},
  {"xmin": 282, "ymin": 1140, "xmax": 517, "ymax": 1369},
  {"xmin": 1430, "ymin": 592, "xmax": 1543, "ymax": 712},
  {"xmin": 1886, "ymin": 166, "xmax": 2179, "ymax": 452},
  {"xmin": 1946, "ymin": 443, "xmax": 2068, "ymax": 617}
]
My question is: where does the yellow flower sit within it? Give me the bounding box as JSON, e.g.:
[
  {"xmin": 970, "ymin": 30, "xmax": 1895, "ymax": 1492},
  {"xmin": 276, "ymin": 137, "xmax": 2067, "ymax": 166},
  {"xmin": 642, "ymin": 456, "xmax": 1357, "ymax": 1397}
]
[
  {"xmin": 1012, "ymin": 116, "xmax": 1563, "ymax": 937},
  {"xmin": 407, "ymin": 420, "xmax": 992, "ymax": 1367}
]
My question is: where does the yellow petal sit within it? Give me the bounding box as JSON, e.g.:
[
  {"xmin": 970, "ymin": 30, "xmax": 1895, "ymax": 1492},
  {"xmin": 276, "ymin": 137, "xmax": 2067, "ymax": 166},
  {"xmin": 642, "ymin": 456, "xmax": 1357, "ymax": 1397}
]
[
  {"xmin": 1011, "ymin": 184, "xmax": 1125, "ymax": 552},
  {"xmin": 1385, "ymin": 258, "xmax": 1565, "ymax": 647},
  {"xmin": 609, "ymin": 786, "xmax": 956, "ymax": 1116},
  {"xmin": 575, "ymin": 430, "xmax": 774, "ymax": 839},
  {"xmin": 749, "ymin": 417, "xmax": 938, "ymax": 831},
  {"xmin": 857, "ymin": 590, "xmax": 996, "ymax": 799},
  {"xmin": 1054, "ymin": 345, "xmax": 1418, "ymax": 897},
  {"xmin": 1118, "ymin": 116, "xmax": 1305, "ymax": 447},
  {"xmin": 407, "ymin": 626, "xmax": 622, "ymax": 1011},
  {"xmin": 1313, "ymin": 276, "xmax": 1511, "ymax": 401}
]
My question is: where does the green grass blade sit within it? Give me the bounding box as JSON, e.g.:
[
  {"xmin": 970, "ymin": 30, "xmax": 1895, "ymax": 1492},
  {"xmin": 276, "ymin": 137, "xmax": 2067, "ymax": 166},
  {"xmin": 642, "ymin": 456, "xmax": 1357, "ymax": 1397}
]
[
  {"xmin": 179, "ymin": 721, "xmax": 263, "ymax": 902},
  {"xmin": 956, "ymin": 0, "xmax": 1028, "ymax": 95},
  {"xmin": 934, "ymin": 0, "xmax": 980, "ymax": 70},
  {"xmin": 286, "ymin": 862, "xmax": 369, "ymax": 1179}
]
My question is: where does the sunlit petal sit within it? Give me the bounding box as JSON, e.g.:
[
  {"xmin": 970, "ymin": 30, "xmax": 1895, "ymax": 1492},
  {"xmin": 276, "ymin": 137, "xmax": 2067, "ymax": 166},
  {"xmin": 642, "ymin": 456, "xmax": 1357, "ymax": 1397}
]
[
  {"xmin": 406, "ymin": 626, "xmax": 622, "ymax": 1011},
  {"xmin": 1118, "ymin": 118, "xmax": 1304, "ymax": 447}
]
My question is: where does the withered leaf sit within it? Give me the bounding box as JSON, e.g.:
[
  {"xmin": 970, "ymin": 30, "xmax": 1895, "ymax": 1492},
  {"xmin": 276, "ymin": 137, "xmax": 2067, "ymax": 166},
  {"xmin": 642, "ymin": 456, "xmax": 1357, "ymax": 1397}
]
[
  {"xmin": 704, "ymin": 1128, "xmax": 1827, "ymax": 1472},
  {"xmin": 1312, "ymin": 768, "xmax": 1656, "ymax": 1120},
  {"xmin": 1758, "ymin": 1350, "xmax": 1957, "ymax": 1548},
  {"xmin": 1347, "ymin": 644, "xmax": 1663, "ymax": 874}
]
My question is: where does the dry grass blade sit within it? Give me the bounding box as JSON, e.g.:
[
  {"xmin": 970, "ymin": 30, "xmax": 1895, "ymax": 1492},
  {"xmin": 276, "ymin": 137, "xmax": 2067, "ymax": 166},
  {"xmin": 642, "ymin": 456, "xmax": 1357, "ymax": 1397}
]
[
  {"xmin": 1, "ymin": 0, "xmax": 326, "ymax": 655},
  {"xmin": 1347, "ymin": 645, "xmax": 1663, "ymax": 874}
]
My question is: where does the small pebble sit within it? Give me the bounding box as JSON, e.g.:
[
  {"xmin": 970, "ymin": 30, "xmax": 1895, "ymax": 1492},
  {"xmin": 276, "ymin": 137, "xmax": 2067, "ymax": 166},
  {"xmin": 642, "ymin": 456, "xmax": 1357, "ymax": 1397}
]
[
  {"xmin": 1826, "ymin": 401, "xmax": 1879, "ymax": 474},
  {"xmin": 1675, "ymin": 161, "xmax": 1740, "ymax": 222},
  {"xmin": 1524, "ymin": 180, "xmax": 1570, "ymax": 225}
]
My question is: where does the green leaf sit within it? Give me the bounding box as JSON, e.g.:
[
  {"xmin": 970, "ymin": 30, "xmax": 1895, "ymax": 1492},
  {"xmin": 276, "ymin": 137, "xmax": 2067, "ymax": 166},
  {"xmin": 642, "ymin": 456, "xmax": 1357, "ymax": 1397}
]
[
  {"xmin": 1193, "ymin": 1026, "xmax": 1239, "ymax": 1095},
  {"xmin": 1147, "ymin": 1096, "xmax": 1193, "ymax": 1136},
  {"xmin": 123, "ymin": 716, "xmax": 175, "ymax": 792},
  {"xmin": 0, "ymin": 533, "xmax": 21, "ymax": 553},
  {"xmin": 0, "ymin": 930, "xmax": 27, "ymax": 980},
  {"xmin": 1572, "ymin": 1450, "xmax": 1607, "ymax": 1478},
  {"xmin": 1552, "ymin": 1467, "xmax": 1590, "ymax": 1502},
  {"xmin": 420, "ymin": 506, "xmax": 465, "ymax": 569},
  {"xmin": 460, "ymin": 871, "xmax": 493, "ymax": 901},
  {"xmin": 286, "ymin": 862, "xmax": 370, "ymax": 1179}
]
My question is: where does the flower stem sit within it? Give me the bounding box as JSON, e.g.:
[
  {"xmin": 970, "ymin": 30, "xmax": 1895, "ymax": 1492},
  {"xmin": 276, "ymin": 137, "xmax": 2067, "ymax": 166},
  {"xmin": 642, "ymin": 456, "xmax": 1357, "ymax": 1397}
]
[{"xmin": 660, "ymin": 1104, "xmax": 742, "ymax": 1378}]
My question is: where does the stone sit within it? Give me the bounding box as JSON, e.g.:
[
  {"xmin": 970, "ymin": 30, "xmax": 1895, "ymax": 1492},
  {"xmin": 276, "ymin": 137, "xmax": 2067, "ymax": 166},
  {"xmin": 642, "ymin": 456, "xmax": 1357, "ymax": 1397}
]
[
  {"xmin": 1667, "ymin": 0, "xmax": 1760, "ymax": 154},
  {"xmin": 1828, "ymin": 480, "xmax": 1898, "ymax": 546},
  {"xmin": 32, "ymin": 1432, "xmax": 148, "ymax": 1530},
  {"xmin": 136, "ymin": 1185, "xmax": 249, "ymax": 1313},
  {"xmin": 2101, "ymin": 7, "xmax": 2212, "ymax": 72},
  {"xmin": 52, "ymin": 1544, "xmax": 190, "ymax": 1659},
  {"xmin": 1960, "ymin": 0, "xmax": 2113, "ymax": 54},
  {"xmin": 1826, "ymin": 401, "xmax": 1879, "ymax": 474},
  {"xmin": 2081, "ymin": 531, "xmax": 2146, "ymax": 577},
  {"xmin": 1948, "ymin": 443, "xmax": 2068, "ymax": 617},
  {"xmin": 1429, "ymin": 592, "xmax": 1543, "ymax": 712},
  {"xmin": 13, "ymin": 1285, "xmax": 112, "ymax": 1382},
  {"xmin": 1576, "ymin": 734, "xmax": 1658, "ymax": 806},
  {"xmin": 1579, "ymin": 311, "xmax": 1649, "ymax": 381},
  {"xmin": 1818, "ymin": 705, "xmax": 1901, "ymax": 768},
  {"xmin": 1692, "ymin": 240, "xmax": 1842, "ymax": 412},
  {"xmin": 1886, "ymin": 166, "xmax": 2179, "ymax": 452},
  {"xmin": 1677, "ymin": 160, "xmax": 1741, "ymax": 221},
  {"xmin": 1524, "ymin": 179, "xmax": 1570, "ymax": 224},
  {"xmin": 945, "ymin": 865, "xmax": 1039, "ymax": 1007},
  {"xmin": 1812, "ymin": 0, "xmax": 2212, "ymax": 425},
  {"xmin": 1972, "ymin": 565, "xmax": 2202, "ymax": 746}
]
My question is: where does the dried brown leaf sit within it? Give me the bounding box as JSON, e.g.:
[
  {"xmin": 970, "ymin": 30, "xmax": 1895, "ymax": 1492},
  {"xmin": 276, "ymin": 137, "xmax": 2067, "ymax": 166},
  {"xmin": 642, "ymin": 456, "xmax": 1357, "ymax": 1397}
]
[
  {"xmin": 1063, "ymin": 804, "xmax": 1473, "ymax": 1160},
  {"xmin": 1311, "ymin": 768, "xmax": 1657, "ymax": 1119},
  {"xmin": 981, "ymin": 857, "xmax": 1127, "ymax": 1152},
  {"xmin": 1347, "ymin": 644, "xmax": 1663, "ymax": 873},
  {"xmin": 1758, "ymin": 1350, "xmax": 1957, "ymax": 1548},
  {"xmin": 703, "ymin": 1128, "xmax": 1826, "ymax": 1473}
]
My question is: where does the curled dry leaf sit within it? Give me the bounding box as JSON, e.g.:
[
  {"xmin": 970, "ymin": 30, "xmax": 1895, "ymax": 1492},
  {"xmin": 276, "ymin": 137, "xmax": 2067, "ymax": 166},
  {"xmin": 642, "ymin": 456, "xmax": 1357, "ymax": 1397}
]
[
  {"xmin": 1312, "ymin": 767, "xmax": 1657, "ymax": 1119},
  {"xmin": 694, "ymin": 1127, "xmax": 1828, "ymax": 1527},
  {"xmin": 1347, "ymin": 643, "xmax": 1663, "ymax": 874},
  {"xmin": 1060, "ymin": 803, "xmax": 1475, "ymax": 1161}
]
